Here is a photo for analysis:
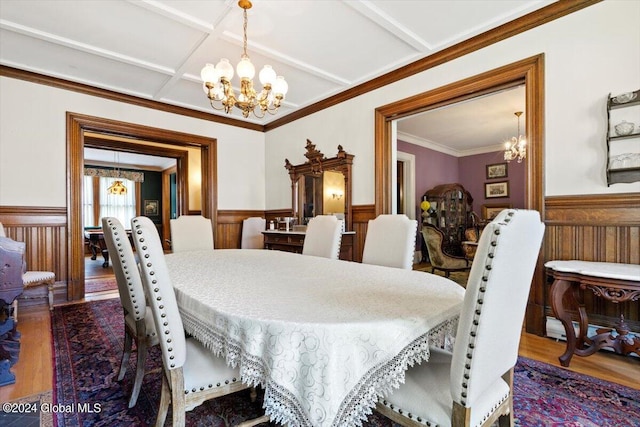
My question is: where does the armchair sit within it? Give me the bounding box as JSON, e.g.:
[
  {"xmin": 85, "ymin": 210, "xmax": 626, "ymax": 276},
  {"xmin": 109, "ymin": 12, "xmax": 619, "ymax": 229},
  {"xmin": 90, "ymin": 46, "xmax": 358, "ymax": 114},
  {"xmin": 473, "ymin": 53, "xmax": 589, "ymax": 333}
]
[{"xmin": 422, "ymin": 224, "xmax": 470, "ymax": 278}]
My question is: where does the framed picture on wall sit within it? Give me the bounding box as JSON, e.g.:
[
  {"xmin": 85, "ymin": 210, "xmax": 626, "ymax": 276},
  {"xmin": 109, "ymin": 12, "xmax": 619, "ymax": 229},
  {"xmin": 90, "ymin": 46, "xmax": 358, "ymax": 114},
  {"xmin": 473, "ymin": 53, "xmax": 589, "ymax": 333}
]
[
  {"xmin": 482, "ymin": 203, "xmax": 513, "ymax": 220},
  {"xmin": 484, "ymin": 181, "xmax": 509, "ymax": 198},
  {"xmin": 486, "ymin": 162, "xmax": 508, "ymax": 179},
  {"xmin": 144, "ymin": 199, "xmax": 158, "ymax": 216}
]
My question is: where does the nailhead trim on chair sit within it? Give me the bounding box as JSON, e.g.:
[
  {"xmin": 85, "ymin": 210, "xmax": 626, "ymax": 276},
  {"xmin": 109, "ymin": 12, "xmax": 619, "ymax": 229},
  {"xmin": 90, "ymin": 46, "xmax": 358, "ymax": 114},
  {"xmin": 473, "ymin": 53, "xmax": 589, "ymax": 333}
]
[
  {"xmin": 107, "ymin": 218, "xmax": 146, "ymax": 322},
  {"xmin": 380, "ymin": 399, "xmax": 435, "ymax": 426},
  {"xmin": 456, "ymin": 210, "xmax": 515, "ymax": 425},
  {"xmin": 132, "ymin": 218, "xmax": 241, "ymax": 396}
]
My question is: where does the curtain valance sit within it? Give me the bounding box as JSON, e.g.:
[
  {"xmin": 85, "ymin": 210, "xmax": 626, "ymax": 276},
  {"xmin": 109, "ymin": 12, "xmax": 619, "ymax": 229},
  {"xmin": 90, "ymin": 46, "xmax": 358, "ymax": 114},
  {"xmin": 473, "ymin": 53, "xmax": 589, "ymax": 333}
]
[{"xmin": 84, "ymin": 167, "xmax": 144, "ymax": 183}]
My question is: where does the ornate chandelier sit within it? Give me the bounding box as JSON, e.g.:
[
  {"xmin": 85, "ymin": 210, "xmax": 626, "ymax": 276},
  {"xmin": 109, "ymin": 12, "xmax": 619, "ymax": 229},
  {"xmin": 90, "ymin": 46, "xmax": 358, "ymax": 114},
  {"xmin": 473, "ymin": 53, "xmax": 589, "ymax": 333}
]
[
  {"xmin": 107, "ymin": 180, "xmax": 127, "ymax": 195},
  {"xmin": 504, "ymin": 111, "xmax": 526, "ymax": 163},
  {"xmin": 200, "ymin": 0, "xmax": 288, "ymax": 119},
  {"xmin": 107, "ymin": 152, "xmax": 127, "ymax": 195}
]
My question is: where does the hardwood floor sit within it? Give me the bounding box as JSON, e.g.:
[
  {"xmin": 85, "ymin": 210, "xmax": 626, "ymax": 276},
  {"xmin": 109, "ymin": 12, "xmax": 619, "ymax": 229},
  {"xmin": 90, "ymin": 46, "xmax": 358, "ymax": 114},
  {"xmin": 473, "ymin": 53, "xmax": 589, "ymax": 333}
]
[{"xmin": 1, "ymin": 299, "xmax": 638, "ymax": 404}]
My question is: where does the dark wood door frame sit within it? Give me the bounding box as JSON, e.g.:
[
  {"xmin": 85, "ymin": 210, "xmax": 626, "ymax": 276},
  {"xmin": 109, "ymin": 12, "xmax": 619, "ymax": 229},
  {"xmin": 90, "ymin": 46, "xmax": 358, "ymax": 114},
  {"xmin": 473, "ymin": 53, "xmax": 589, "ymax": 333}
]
[
  {"xmin": 374, "ymin": 54, "xmax": 545, "ymax": 334},
  {"xmin": 67, "ymin": 112, "xmax": 217, "ymax": 301}
]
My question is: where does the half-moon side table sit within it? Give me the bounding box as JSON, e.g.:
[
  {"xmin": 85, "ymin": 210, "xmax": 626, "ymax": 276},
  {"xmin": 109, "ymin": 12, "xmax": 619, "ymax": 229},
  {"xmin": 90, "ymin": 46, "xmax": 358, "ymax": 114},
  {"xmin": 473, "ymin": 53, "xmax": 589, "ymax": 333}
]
[{"xmin": 545, "ymin": 260, "xmax": 640, "ymax": 367}]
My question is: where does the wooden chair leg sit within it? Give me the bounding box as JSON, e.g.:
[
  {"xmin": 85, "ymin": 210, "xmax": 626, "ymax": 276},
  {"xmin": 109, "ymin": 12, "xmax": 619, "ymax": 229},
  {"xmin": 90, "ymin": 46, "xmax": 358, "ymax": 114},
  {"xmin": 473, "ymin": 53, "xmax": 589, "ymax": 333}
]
[
  {"xmin": 170, "ymin": 370, "xmax": 186, "ymax": 427},
  {"xmin": 47, "ymin": 280, "xmax": 54, "ymax": 310},
  {"xmin": 118, "ymin": 330, "xmax": 133, "ymax": 381},
  {"xmin": 155, "ymin": 375, "xmax": 171, "ymax": 427},
  {"xmin": 128, "ymin": 339, "xmax": 148, "ymax": 408}
]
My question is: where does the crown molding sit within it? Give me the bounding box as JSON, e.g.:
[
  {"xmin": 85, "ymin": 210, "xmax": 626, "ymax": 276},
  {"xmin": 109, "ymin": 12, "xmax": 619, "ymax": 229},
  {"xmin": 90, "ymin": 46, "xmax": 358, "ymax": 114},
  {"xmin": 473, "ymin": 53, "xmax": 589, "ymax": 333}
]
[{"xmin": 0, "ymin": 0, "xmax": 600, "ymax": 134}]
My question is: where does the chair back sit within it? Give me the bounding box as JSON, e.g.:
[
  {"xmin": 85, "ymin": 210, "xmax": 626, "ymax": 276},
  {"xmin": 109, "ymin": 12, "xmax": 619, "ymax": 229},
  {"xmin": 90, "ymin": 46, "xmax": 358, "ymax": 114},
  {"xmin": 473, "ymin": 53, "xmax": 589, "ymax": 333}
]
[
  {"xmin": 362, "ymin": 214, "xmax": 417, "ymax": 269},
  {"xmin": 241, "ymin": 217, "xmax": 266, "ymax": 249},
  {"xmin": 450, "ymin": 209, "xmax": 544, "ymax": 408},
  {"xmin": 132, "ymin": 216, "xmax": 187, "ymax": 371},
  {"xmin": 102, "ymin": 217, "xmax": 146, "ymax": 324},
  {"xmin": 302, "ymin": 215, "xmax": 343, "ymax": 259},
  {"xmin": 169, "ymin": 215, "xmax": 214, "ymax": 252},
  {"xmin": 422, "ymin": 224, "xmax": 446, "ymax": 267}
]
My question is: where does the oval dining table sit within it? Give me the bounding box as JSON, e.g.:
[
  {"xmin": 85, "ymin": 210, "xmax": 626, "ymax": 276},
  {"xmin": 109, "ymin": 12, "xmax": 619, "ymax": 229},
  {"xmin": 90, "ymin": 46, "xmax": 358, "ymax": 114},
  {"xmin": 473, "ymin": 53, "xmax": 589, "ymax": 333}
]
[{"xmin": 165, "ymin": 249, "xmax": 465, "ymax": 427}]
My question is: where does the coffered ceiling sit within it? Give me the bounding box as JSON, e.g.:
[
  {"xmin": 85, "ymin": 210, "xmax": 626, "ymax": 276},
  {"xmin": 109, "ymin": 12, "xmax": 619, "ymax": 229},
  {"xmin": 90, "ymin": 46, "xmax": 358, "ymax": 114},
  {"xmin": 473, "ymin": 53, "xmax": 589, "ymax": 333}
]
[{"xmin": 1, "ymin": 0, "xmax": 551, "ymax": 152}]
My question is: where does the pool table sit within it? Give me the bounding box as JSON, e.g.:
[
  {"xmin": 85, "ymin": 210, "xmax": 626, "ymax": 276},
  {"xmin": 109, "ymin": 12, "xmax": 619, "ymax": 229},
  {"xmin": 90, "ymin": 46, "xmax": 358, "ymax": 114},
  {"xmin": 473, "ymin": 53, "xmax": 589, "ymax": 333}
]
[{"xmin": 85, "ymin": 228, "xmax": 133, "ymax": 268}]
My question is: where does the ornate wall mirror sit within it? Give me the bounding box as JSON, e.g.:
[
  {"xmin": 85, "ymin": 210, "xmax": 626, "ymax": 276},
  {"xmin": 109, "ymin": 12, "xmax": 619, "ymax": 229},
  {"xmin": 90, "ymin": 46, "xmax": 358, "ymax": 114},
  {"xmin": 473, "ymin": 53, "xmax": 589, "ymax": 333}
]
[{"xmin": 285, "ymin": 140, "xmax": 354, "ymax": 231}]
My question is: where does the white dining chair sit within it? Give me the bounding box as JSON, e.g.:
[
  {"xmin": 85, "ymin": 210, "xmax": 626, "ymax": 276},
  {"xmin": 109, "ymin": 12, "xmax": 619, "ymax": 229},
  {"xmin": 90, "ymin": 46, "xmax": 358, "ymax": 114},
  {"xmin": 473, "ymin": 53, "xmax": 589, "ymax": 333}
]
[
  {"xmin": 302, "ymin": 215, "xmax": 343, "ymax": 259},
  {"xmin": 169, "ymin": 215, "xmax": 214, "ymax": 252},
  {"xmin": 102, "ymin": 217, "xmax": 159, "ymax": 408},
  {"xmin": 241, "ymin": 217, "xmax": 266, "ymax": 249},
  {"xmin": 131, "ymin": 216, "xmax": 250, "ymax": 426},
  {"xmin": 362, "ymin": 214, "xmax": 418, "ymax": 269},
  {"xmin": 376, "ymin": 209, "xmax": 545, "ymax": 427}
]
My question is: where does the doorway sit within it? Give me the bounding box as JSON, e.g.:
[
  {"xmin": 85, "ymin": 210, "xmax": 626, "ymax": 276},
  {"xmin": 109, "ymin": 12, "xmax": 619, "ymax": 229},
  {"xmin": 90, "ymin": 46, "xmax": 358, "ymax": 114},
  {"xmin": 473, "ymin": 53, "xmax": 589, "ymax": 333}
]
[
  {"xmin": 67, "ymin": 113, "xmax": 218, "ymax": 301},
  {"xmin": 82, "ymin": 143, "xmax": 180, "ymax": 293},
  {"xmin": 374, "ymin": 54, "xmax": 545, "ymax": 334}
]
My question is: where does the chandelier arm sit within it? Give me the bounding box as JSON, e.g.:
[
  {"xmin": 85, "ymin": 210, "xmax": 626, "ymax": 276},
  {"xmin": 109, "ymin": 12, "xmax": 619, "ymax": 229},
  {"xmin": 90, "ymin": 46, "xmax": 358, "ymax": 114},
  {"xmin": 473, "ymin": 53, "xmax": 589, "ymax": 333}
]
[{"xmin": 208, "ymin": 99, "xmax": 226, "ymax": 112}]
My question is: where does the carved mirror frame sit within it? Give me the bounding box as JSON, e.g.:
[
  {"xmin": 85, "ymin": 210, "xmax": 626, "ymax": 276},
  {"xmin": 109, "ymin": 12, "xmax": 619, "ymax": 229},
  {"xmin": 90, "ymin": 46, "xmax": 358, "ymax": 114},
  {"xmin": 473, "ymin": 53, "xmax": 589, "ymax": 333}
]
[{"xmin": 285, "ymin": 140, "xmax": 354, "ymax": 231}]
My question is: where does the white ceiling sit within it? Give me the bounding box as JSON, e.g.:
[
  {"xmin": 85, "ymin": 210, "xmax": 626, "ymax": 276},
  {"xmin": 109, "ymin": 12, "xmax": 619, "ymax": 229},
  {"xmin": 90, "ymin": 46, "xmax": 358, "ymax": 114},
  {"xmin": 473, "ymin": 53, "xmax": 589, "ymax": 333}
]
[
  {"xmin": 84, "ymin": 147, "xmax": 176, "ymax": 170},
  {"xmin": 1, "ymin": 0, "xmax": 546, "ymax": 154}
]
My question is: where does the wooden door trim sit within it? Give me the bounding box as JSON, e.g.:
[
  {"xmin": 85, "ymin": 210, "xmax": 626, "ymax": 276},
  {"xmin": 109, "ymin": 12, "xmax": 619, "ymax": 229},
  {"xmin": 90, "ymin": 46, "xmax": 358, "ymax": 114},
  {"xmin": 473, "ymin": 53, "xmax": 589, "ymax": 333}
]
[
  {"xmin": 67, "ymin": 112, "xmax": 217, "ymax": 301},
  {"xmin": 374, "ymin": 54, "xmax": 545, "ymax": 333}
]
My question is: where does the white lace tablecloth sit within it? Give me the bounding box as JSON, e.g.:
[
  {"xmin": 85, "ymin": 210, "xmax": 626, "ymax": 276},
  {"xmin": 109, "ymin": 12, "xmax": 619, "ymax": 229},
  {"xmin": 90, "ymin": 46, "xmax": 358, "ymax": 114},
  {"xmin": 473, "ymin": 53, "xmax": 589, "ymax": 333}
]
[{"xmin": 165, "ymin": 249, "xmax": 464, "ymax": 427}]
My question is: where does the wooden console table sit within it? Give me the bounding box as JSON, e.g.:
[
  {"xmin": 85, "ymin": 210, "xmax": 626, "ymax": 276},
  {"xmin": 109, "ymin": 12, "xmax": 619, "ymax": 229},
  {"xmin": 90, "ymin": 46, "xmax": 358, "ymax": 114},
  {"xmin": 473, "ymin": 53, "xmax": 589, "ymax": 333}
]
[
  {"xmin": 546, "ymin": 260, "xmax": 640, "ymax": 367},
  {"xmin": 263, "ymin": 230, "xmax": 355, "ymax": 261}
]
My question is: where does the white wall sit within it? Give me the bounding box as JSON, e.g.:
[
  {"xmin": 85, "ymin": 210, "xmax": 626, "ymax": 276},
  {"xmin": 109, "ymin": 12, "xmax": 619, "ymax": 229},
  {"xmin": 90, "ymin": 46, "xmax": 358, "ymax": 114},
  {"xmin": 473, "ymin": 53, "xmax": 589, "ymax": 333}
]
[
  {"xmin": 265, "ymin": 0, "xmax": 640, "ymax": 210},
  {"xmin": 1, "ymin": 2, "xmax": 638, "ymax": 214},
  {"xmin": 0, "ymin": 77, "xmax": 266, "ymax": 210}
]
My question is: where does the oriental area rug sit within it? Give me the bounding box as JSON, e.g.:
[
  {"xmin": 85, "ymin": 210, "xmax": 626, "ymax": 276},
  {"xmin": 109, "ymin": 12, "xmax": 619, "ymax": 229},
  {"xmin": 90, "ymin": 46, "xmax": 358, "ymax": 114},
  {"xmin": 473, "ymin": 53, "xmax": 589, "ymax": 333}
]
[{"xmin": 51, "ymin": 299, "xmax": 640, "ymax": 427}]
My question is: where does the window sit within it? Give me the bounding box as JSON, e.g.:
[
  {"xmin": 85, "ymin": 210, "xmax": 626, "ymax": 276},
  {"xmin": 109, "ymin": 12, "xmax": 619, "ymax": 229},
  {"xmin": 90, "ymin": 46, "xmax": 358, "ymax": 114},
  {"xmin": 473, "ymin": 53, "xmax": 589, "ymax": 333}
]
[
  {"xmin": 83, "ymin": 175, "xmax": 95, "ymax": 228},
  {"xmin": 83, "ymin": 175, "xmax": 137, "ymax": 228}
]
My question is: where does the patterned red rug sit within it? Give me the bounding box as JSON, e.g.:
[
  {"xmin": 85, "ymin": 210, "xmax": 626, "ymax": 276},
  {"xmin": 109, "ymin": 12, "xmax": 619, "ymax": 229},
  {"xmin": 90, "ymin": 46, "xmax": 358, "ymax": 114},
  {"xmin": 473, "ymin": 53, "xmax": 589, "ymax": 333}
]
[{"xmin": 51, "ymin": 298, "xmax": 640, "ymax": 427}]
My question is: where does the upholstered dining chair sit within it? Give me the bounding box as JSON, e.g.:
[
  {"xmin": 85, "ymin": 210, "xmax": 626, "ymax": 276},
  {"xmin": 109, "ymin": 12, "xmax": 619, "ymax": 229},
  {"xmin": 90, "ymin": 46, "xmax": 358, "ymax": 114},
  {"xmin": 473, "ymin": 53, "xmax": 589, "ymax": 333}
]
[
  {"xmin": 241, "ymin": 217, "xmax": 266, "ymax": 249},
  {"xmin": 131, "ymin": 216, "xmax": 250, "ymax": 427},
  {"xmin": 1, "ymin": 221, "xmax": 56, "ymax": 317},
  {"xmin": 102, "ymin": 217, "xmax": 159, "ymax": 408},
  {"xmin": 169, "ymin": 215, "xmax": 214, "ymax": 252},
  {"xmin": 377, "ymin": 209, "xmax": 545, "ymax": 427},
  {"xmin": 422, "ymin": 224, "xmax": 471, "ymax": 278},
  {"xmin": 302, "ymin": 215, "xmax": 343, "ymax": 259},
  {"xmin": 362, "ymin": 214, "xmax": 418, "ymax": 269}
]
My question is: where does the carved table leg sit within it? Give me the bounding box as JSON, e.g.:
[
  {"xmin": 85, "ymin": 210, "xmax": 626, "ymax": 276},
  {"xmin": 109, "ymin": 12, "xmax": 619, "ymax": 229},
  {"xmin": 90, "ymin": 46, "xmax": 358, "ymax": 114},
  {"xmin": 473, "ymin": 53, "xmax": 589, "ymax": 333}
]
[{"xmin": 550, "ymin": 278, "xmax": 577, "ymax": 367}]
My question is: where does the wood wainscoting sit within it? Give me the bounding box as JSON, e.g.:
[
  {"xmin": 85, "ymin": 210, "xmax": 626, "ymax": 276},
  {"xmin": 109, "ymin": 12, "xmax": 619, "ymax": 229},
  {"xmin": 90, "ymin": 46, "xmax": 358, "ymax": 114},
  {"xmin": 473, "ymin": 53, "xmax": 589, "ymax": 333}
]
[
  {"xmin": 543, "ymin": 193, "xmax": 640, "ymax": 332},
  {"xmin": 0, "ymin": 206, "xmax": 67, "ymax": 306}
]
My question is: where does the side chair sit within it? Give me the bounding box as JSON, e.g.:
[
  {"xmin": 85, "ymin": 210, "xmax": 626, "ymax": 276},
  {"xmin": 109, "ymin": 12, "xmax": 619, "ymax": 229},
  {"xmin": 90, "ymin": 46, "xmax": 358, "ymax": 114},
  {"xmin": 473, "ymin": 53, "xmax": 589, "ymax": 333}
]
[
  {"xmin": 362, "ymin": 214, "xmax": 418, "ymax": 269},
  {"xmin": 422, "ymin": 223, "xmax": 471, "ymax": 278},
  {"xmin": 241, "ymin": 217, "xmax": 266, "ymax": 249},
  {"xmin": 131, "ymin": 216, "xmax": 250, "ymax": 427},
  {"xmin": 302, "ymin": 215, "xmax": 343, "ymax": 259},
  {"xmin": 102, "ymin": 217, "xmax": 160, "ymax": 408},
  {"xmin": 169, "ymin": 215, "xmax": 214, "ymax": 252},
  {"xmin": 376, "ymin": 209, "xmax": 545, "ymax": 427}
]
